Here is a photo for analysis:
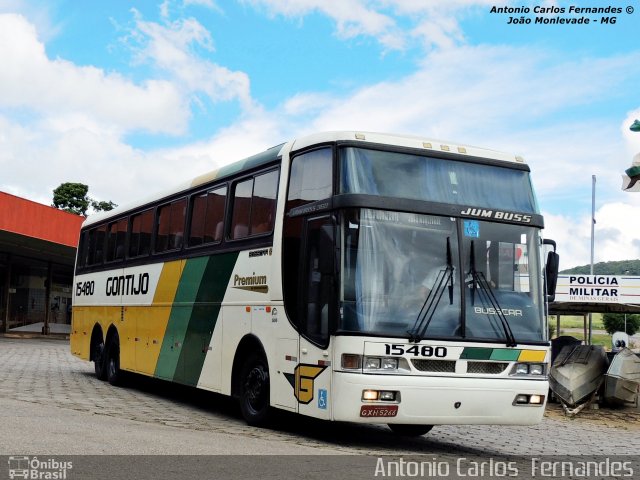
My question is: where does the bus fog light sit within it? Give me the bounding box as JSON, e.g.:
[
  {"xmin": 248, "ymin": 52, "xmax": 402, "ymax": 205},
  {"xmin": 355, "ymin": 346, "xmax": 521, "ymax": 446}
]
[
  {"xmin": 362, "ymin": 390, "xmax": 379, "ymax": 401},
  {"xmin": 342, "ymin": 354, "xmax": 362, "ymax": 370},
  {"xmin": 514, "ymin": 394, "xmax": 529, "ymax": 405},
  {"xmin": 365, "ymin": 357, "xmax": 381, "ymax": 369},
  {"xmin": 379, "ymin": 391, "xmax": 397, "ymax": 401},
  {"xmin": 382, "ymin": 358, "xmax": 399, "ymax": 370},
  {"xmin": 529, "ymin": 394, "xmax": 544, "ymax": 405}
]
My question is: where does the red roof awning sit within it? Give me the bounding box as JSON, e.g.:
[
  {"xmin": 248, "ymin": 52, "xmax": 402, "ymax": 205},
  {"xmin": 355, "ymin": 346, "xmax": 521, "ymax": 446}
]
[{"xmin": 0, "ymin": 191, "xmax": 84, "ymax": 248}]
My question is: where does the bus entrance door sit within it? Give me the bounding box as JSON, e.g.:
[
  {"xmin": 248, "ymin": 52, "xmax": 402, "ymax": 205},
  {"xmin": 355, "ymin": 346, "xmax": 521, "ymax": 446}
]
[
  {"xmin": 297, "ymin": 337, "xmax": 332, "ymax": 420},
  {"xmin": 296, "ymin": 215, "xmax": 335, "ymax": 419}
]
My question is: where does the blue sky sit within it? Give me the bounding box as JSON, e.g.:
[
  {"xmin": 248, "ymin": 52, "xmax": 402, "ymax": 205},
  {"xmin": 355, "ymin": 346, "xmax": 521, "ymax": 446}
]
[{"xmin": 1, "ymin": 0, "xmax": 639, "ymax": 269}]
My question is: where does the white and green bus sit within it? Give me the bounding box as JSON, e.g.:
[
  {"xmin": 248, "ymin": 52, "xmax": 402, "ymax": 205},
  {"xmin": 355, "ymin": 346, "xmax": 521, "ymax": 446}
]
[{"xmin": 71, "ymin": 131, "xmax": 559, "ymax": 435}]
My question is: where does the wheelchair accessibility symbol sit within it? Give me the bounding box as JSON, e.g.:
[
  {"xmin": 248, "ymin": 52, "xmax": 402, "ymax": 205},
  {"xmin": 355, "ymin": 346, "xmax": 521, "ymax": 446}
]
[{"xmin": 318, "ymin": 389, "xmax": 327, "ymax": 410}]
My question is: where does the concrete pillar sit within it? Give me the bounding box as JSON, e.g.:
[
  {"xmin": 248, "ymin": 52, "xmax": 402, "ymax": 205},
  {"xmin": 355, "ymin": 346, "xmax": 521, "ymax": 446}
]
[{"xmin": 1, "ymin": 256, "xmax": 11, "ymax": 333}]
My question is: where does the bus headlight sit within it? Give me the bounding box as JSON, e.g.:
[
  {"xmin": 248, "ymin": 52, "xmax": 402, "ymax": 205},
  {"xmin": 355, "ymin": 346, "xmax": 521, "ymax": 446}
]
[
  {"xmin": 511, "ymin": 363, "xmax": 546, "ymax": 376},
  {"xmin": 529, "ymin": 364, "xmax": 545, "ymax": 375},
  {"xmin": 365, "ymin": 357, "xmax": 381, "ymax": 369},
  {"xmin": 382, "ymin": 357, "xmax": 399, "ymax": 370},
  {"xmin": 342, "ymin": 354, "xmax": 409, "ymax": 373},
  {"xmin": 363, "ymin": 356, "xmax": 409, "ymax": 373}
]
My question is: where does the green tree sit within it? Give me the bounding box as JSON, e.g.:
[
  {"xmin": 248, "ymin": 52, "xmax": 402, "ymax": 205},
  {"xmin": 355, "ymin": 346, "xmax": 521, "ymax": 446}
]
[
  {"xmin": 602, "ymin": 313, "xmax": 640, "ymax": 336},
  {"xmin": 52, "ymin": 182, "xmax": 116, "ymax": 216},
  {"xmin": 52, "ymin": 182, "xmax": 90, "ymax": 215},
  {"xmin": 91, "ymin": 200, "xmax": 117, "ymax": 212}
]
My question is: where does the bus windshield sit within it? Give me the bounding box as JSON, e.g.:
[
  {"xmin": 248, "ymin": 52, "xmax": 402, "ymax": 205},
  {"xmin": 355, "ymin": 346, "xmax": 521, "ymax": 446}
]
[
  {"xmin": 339, "ymin": 209, "xmax": 545, "ymax": 343},
  {"xmin": 340, "ymin": 147, "xmax": 538, "ymax": 213}
]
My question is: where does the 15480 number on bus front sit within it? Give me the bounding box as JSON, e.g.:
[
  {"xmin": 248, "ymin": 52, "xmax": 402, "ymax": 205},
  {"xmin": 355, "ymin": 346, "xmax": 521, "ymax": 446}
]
[{"xmin": 384, "ymin": 344, "xmax": 448, "ymax": 357}]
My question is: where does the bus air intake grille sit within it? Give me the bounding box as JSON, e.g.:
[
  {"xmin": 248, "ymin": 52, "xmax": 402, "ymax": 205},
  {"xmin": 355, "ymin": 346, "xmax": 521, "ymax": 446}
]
[
  {"xmin": 466, "ymin": 362, "xmax": 509, "ymax": 375},
  {"xmin": 411, "ymin": 359, "xmax": 456, "ymax": 373}
]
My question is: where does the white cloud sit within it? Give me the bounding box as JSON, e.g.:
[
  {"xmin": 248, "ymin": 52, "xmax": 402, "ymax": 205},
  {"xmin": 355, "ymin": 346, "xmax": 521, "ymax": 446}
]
[
  {"xmin": 544, "ymin": 199, "xmax": 640, "ymax": 270},
  {"xmin": 127, "ymin": 10, "xmax": 255, "ymax": 110},
  {"xmin": 288, "ymin": 46, "xmax": 640, "ymax": 190},
  {"xmin": 183, "ymin": 0, "xmax": 223, "ymax": 11},
  {"xmin": 242, "ymin": 0, "xmax": 503, "ymax": 51},
  {"xmin": 241, "ymin": 0, "xmax": 404, "ymax": 50},
  {"xmin": 0, "ymin": 14, "xmax": 189, "ymax": 135}
]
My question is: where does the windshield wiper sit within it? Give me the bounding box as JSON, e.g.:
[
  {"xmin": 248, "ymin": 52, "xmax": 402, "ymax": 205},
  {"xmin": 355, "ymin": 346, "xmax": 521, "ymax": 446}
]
[
  {"xmin": 468, "ymin": 241, "xmax": 517, "ymax": 347},
  {"xmin": 408, "ymin": 238, "xmax": 454, "ymax": 343}
]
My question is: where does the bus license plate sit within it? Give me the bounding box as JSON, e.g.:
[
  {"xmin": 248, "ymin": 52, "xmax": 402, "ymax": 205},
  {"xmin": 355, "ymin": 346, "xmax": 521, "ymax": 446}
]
[{"xmin": 360, "ymin": 405, "xmax": 398, "ymax": 417}]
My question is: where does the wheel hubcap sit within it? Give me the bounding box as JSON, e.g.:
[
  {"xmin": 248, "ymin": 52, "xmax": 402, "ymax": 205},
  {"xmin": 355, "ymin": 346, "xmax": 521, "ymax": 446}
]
[{"xmin": 245, "ymin": 366, "xmax": 267, "ymax": 409}]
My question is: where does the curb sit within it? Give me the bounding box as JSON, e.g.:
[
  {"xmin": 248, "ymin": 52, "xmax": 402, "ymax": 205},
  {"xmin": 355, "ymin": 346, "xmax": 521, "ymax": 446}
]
[{"xmin": 0, "ymin": 333, "xmax": 69, "ymax": 341}]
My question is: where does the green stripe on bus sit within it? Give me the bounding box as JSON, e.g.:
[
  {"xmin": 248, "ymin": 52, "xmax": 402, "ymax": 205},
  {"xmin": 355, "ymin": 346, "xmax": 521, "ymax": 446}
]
[
  {"xmin": 489, "ymin": 349, "xmax": 521, "ymax": 361},
  {"xmin": 460, "ymin": 347, "xmax": 493, "ymax": 360},
  {"xmin": 176, "ymin": 252, "xmax": 239, "ymax": 385},
  {"xmin": 154, "ymin": 257, "xmax": 210, "ymax": 380},
  {"xmin": 461, "ymin": 347, "xmax": 521, "ymax": 361}
]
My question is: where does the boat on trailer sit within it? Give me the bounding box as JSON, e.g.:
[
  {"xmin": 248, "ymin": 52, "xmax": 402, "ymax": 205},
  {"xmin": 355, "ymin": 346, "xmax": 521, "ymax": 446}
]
[
  {"xmin": 549, "ymin": 344, "xmax": 609, "ymax": 415},
  {"xmin": 603, "ymin": 348, "xmax": 640, "ymax": 406}
]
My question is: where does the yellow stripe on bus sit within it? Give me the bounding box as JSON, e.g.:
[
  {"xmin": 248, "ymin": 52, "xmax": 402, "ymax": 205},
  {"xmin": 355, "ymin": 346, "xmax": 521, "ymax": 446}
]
[
  {"xmin": 518, "ymin": 350, "xmax": 547, "ymax": 362},
  {"xmin": 134, "ymin": 260, "xmax": 185, "ymax": 376}
]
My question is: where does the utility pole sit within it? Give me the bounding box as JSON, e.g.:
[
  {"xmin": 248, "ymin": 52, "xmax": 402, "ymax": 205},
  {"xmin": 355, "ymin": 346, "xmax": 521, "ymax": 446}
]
[
  {"xmin": 589, "ymin": 175, "xmax": 595, "ymax": 345},
  {"xmin": 622, "ymin": 119, "xmax": 640, "ymax": 191}
]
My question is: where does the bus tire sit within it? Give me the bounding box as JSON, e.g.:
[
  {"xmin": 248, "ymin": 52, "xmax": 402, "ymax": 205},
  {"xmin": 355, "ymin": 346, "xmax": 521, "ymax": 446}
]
[
  {"xmin": 387, "ymin": 424, "xmax": 433, "ymax": 436},
  {"xmin": 93, "ymin": 341, "xmax": 107, "ymax": 381},
  {"xmin": 239, "ymin": 353, "xmax": 272, "ymax": 426},
  {"xmin": 106, "ymin": 334, "xmax": 123, "ymax": 386}
]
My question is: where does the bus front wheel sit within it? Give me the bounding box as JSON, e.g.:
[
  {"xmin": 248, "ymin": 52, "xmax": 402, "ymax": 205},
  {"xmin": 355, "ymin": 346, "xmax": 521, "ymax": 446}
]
[
  {"xmin": 239, "ymin": 353, "xmax": 272, "ymax": 426},
  {"xmin": 388, "ymin": 424, "xmax": 433, "ymax": 436}
]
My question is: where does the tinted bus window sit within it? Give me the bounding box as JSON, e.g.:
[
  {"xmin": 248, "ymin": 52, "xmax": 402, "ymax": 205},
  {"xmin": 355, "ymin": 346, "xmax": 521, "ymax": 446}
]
[
  {"xmin": 230, "ymin": 179, "xmax": 253, "ymax": 239},
  {"xmin": 230, "ymin": 170, "xmax": 279, "ymax": 240},
  {"xmin": 105, "ymin": 218, "xmax": 127, "ymax": 262},
  {"xmin": 77, "ymin": 231, "xmax": 88, "ymax": 268},
  {"xmin": 87, "ymin": 225, "xmax": 106, "ymax": 266},
  {"xmin": 189, "ymin": 186, "xmax": 226, "ymax": 246},
  {"xmin": 287, "ymin": 148, "xmax": 332, "ymax": 212},
  {"xmin": 156, "ymin": 198, "xmax": 186, "ymax": 253},
  {"xmin": 129, "ymin": 209, "xmax": 153, "ymax": 258},
  {"xmin": 252, "ymin": 170, "xmax": 278, "ymax": 234}
]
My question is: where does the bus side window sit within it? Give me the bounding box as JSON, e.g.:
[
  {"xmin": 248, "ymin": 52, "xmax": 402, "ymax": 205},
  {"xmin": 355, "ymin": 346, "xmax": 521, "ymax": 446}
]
[
  {"xmin": 188, "ymin": 186, "xmax": 227, "ymax": 247},
  {"xmin": 114, "ymin": 218, "xmax": 127, "ymax": 260},
  {"xmin": 286, "ymin": 148, "xmax": 332, "ymax": 212},
  {"xmin": 230, "ymin": 169, "xmax": 279, "ymax": 240},
  {"xmin": 129, "ymin": 209, "xmax": 153, "ymax": 258},
  {"xmin": 156, "ymin": 198, "xmax": 186, "ymax": 253},
  {"xmin": 251, "ymin": 170, "xmax": 278, "ymax": 234},
  {"xmin": 86, "ymin": 225, "xmax": 106, "ymax": 266},
  {"xmin": 105, "ymin": 218, "xmax": 127, "ymax": 262},
  {"xmin": 77, "ymin": 231, "xmax": 89, "ymax": 268},
  {"xmin": 230, "ymin": 179, "xmax": 253, "ymax": 240}
]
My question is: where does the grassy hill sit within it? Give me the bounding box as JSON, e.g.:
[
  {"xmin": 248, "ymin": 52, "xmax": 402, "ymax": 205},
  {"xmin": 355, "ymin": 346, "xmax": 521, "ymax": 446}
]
[{"xmin": 560, "ymin": 259, "xmax": 640, "ymax": 275}]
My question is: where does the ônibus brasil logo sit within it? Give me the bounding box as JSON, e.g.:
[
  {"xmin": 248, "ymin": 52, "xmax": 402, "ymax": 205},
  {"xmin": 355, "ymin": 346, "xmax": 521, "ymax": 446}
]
[{"xmin": 8, "ymin": 456, "xmax": 73, "ymax": 480}]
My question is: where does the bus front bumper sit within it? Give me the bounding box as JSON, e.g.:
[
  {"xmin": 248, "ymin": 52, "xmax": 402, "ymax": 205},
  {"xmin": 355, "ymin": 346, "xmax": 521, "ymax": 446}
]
[{"xmin": 332, "ymin": 371, "xmax": 548, "ymax": 425}]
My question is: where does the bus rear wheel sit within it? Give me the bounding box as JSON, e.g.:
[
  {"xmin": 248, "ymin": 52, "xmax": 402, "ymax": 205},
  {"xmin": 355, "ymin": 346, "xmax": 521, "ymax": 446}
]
[
  {"xmin": 388, "ymin": 424, "xmax": 433, "ymax": 436},
  {"xmin": 239, "ymin": 353, "xmax": 272, "ymax": 426},
  {"xmin": 106, "ymin": 334, "xmax": 123, "ymax": 386},
  {"xmin": 93, "ymin": 340, "xmax": 107, "ymax": 381}
]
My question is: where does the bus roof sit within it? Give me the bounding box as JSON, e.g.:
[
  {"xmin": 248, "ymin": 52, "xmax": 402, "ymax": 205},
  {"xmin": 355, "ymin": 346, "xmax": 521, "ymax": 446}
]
[{"xmin": 82, "ymin": 131, "xmax": 526, "ymax": 228}]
